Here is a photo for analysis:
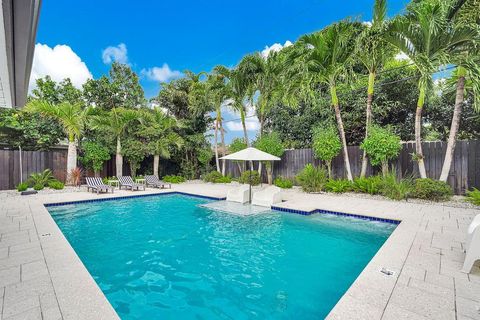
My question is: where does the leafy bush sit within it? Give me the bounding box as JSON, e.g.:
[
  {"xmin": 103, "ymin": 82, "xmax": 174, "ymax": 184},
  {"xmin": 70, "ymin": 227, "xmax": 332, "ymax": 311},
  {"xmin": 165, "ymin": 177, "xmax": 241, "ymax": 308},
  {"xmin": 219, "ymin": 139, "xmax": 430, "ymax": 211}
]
[
  {"xmin": 466, "ymin": 188, "xmax": 480, "ymax": 206},
  {"xmin": 325, "ymin": 179, "xmax": 353, "ymax": 193},
  {"xmin": 102, "ymin": 176, "xmax": 116, "ymax": 184},
  {"xmin": 254, "ymin": 132, "xmax": 285, "ymax": 184},
  {"xmin": 48, "ymin": 180, "xmax": 65, "ymax": 190},
  {"xmin": 274, "ymin": 177, "xmax": 293, "ymax": 189},
  {"xmin": 296, "ymin": 164, "xmax": 327, "ymax": 193},
  {"xmin": 28, "ymin": 169, "xmax": 55, "ymax": 187},
  {"xmin": 352, "ymin": 176, "xmax": 383, "ymax": 195},
  {"xmin": 80, "ymin": 141, "xmax": 111, "ymax": 176},
  {"xmin": 360, "ymin": 125, "xmax": 402, "ymax": 176},
  {"xmin": 413, "ymin": 178, "xmax": 452, "ymax": 201},
  {"xmin": 163, "ymin": 175, "xmax": 186, "ymax": 184},
  {"xmin": 380, "ymin": 173, "xmax": 413, "ymax": 200},
  {"xmin": 203, "ymin": 171, "xmax": 232, "ymax": 183},
  {"xmin": 16, "ymin": 182, "xmax": 28, "ymax": 192},
  {"xmin": 238, "ymin": 171, "xmax": 261, "ymax": 186},
  {"xmin": 33, "ymin": 183, "xmax": 44, "ymax": 191},
  {"xmin": 312, "ymin": 125, "xmax": 341, "ymax": 178}
]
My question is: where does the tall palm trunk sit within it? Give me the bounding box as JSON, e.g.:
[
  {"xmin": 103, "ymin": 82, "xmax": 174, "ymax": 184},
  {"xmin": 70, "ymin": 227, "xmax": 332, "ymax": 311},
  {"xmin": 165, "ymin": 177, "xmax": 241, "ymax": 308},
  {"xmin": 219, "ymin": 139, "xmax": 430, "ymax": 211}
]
[
  {"xmin": 241, "ymin": 110, "xmax": 249, "ymax": 146},
  {"xmin": 440, "ymin": 68, "xmax": 466, "ymax": 182},
  {"xmin": 153, "ymin": 155, "xmax": 160, "ymax": 178},
  {"xmin": 214, "ymin": 116, "xmax": 221, "ymax": 173},
  {"xmin": 331, "ymin": 86, "xmax": 353, "ymax": 181},
  {"xmin": 415, "ymin": 87, "xmax": 427, "ymax": 178},
  {"xmin": 360, "ymin": 72, "xmax": 375, "ymax": 178},
  {"xmin": 220, "ymin": 123, "xmax": 226, "ymax": 176},
  {"xmin": 116, "ymin": 137, "xmax": 123, "ymax": 177},
  {"xmin": 66, "ymin": 133, "xmax": 77, "ymax": 183}
]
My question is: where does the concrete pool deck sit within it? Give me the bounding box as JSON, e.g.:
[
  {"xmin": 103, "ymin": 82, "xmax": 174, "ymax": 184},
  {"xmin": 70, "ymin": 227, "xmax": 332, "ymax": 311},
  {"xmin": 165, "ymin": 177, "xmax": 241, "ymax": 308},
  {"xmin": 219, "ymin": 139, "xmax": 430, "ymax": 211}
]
[{"xmin": 0, "ymin": 182, "xmax": 479, "ymax": 319}]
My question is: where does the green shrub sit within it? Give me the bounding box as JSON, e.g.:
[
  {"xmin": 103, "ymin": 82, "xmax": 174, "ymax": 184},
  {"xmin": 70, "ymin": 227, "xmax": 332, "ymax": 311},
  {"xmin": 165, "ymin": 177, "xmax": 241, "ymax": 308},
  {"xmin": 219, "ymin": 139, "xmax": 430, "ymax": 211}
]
[
  {"xmin": 360, "ymin": 125, "xmax": 402, "ymax": 176},
  {"xmin": 466, "ymin": 188, "xmax": 480, "ymax": 206},
  {"xmin": 352, "ymin": 176, "xmax": 383, "ymax": 195},
  {"xmin": 312, "ymin": 125, "xmax": 341, "ymax": 178},
  {"xmin": 238, "ymin": 171, "xmax": 261, "ymax": 186},
  {"xmin": 325, "ymin": 179, "xmax": 353, "ymax": 193},
  {"xmin": 28, "ymin": 169, "xmax": 55, "ymax": 187},
  {"xmin": 48, "ymin": 180, "xmax": 65, "ymax": 190},
  {"xmin": 413, "ymin": 178, "xmax": 452, "ymax": 201},
  {"xmin": 380, "ymin": 173, "xmax": 413, "ymax": 200},
  {"xmin": 162, "ymin": 175, "xmax": 186, "ymax": 184},
  {"xmin": 33, "ymin": 183, "xmax": 44, "ymax": 191},
  {"xmin": 296, "ymin": 164, "xmax": 327, "ymax": 193},
  {"xmin": 102, "ymin": 176, "xmax": 117, "ymax": 184},
  {"xmin": 16, "ymin": 182, "xmax": 28, "ymax": 192},
  {"xmin": 203, "ymin": 171, "xmax": 232, "ymax": 183},
  {"xmin": 274, "ymin": 177, "xmax": 293, "ymax": 189},
  {"xmin": 80, "ymin": 141, "xmax": 111, "ymax": 176}
]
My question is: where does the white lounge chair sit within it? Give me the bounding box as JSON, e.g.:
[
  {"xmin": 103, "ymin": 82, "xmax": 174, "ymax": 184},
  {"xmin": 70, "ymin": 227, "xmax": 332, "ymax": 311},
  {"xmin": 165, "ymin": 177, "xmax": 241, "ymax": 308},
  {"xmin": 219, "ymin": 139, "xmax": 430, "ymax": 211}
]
[
  {"xmin": 226, "ymin": 184, "xmax": 251, "ymax": 204},
  {"xmin": 462, "ymin": 214, "xmax": 480, "ymax": 273},
  {"xmin": 252, "ymin": 186, "xmax": 282, "ymax": 207}
]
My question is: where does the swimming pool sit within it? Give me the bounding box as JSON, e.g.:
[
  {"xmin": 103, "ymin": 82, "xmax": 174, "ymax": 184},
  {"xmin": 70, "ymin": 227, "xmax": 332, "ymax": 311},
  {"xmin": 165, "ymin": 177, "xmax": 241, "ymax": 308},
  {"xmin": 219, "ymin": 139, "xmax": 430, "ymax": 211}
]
[{"xmin": 48, "ymin": 194, "xmax": 396, "ymax": 319}]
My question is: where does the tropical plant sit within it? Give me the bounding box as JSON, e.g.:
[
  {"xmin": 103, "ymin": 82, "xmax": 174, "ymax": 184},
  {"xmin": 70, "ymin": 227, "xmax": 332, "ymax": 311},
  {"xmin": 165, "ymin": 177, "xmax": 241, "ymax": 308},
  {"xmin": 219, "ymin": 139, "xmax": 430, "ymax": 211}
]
[
  {"xmin": 296, "ymin": 164, "xmax": 328, "ymax": 192},
  {"xmin": 25, "ymin": 100, "xmax": 90, "ymax": 183},
  {"xmin": 162, "ymin": 175, "xmax": 186, "ymax": 184},
  {"xmin": 33, "ymin": 183, "xmax": 44, "ymax": 191},
  {"xmin": 274, "ymin": 176, "xmax": 294, "ymax": 189},
  {"xmin": 28, "ymin": 169, "xmax": 56, "ymax": 187},
  {"xmin": 360, "ymin": 125, "xmax": 402, "ymax": 176},
  {"xmin": 291, "ymin": 21, "xmax": 362, "ymax": 181},
  {"xmin": 353, "ymin": 176, "xmax": 383, "ymax": 195},
  {"xmin": 80, "ymin": 141, "xmax": 111, "ymax": 177},
  {"xmin": 380, "ymin": 172, "xmax": 413, "ymax": 200},
  {"xmin": 238, "ymin": 170, "xmax": 261, "ymax": 186},
  {"xmin": 387, "ymin": 0, "xmax": 475, "ymax": 178},
  {"xmin": 203, "ymin": 171, "xmax": 232, "ymax": 183},
  {"xmin": 312, "ymin": 125, "xmax": 342, "ymax": 178},
  {"xmin": 439, "ymin": 0, "xmax": 480, "ymax": 181},
  {"xmin": 254, "ymin": 132, "xmax": 285, "ymax": 184},
  {"xmin": 356, "ymin": 0, "xmax": 394, "ymax": 177},
  {"xmin": 48, "ymin": 180, "xmax": 65, "ymax": 190},
  {"xmin": 16, "ymin": 182, "xmax": 28, "ymax": 192},
  {"xmin": 122, "ymin": 138, "xmax": 148, "ymax": 177},
  {"xmin": 465, "ymin": 188, "xmax": 480, "ymax": 206},
  {"xmin": 69, "ymin": 167, "xmax": 83, "ymax": 188},
  {"xmin": 90, "ymin": 108, "xmax": 138, "ymax": 177},
  {"xmin": 140, "ymin": 108, "xmax": 183, "ymax": 177},
  {"xmin": 324, "ymin": 179, "xmax": 353, "ymax": 193},
  {"xmin": 413, "ymin": 178, "xmax": 453, "ymax": 201}
]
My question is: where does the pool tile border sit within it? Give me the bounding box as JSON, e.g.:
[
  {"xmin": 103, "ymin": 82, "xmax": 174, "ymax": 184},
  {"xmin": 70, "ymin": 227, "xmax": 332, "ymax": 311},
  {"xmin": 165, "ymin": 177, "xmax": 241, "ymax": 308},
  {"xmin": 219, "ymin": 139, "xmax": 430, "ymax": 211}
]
[
  {"xmin": 271, "ymin": 205, "xmax": 401, "ymax": 225},
  {"xmin": 44, "ymin": 191, "xmax": 226, "ymax": 207}
]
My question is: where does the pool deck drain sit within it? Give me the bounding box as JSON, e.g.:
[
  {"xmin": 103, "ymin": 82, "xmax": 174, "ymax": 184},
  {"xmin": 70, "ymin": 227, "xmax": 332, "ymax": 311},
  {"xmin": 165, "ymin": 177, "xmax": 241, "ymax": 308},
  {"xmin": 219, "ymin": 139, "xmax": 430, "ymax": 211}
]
[{"xmin": 0, "ymin": 182, "xmax": 479, "ymax": 319}]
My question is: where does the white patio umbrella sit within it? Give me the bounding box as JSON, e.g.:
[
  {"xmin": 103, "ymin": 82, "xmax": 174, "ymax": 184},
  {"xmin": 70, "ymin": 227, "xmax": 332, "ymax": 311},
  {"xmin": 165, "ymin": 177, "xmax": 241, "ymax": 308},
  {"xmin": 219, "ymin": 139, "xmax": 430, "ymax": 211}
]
[{"xmin": 220, "ymin": 147, "xmax": 281, "ymax": 203}]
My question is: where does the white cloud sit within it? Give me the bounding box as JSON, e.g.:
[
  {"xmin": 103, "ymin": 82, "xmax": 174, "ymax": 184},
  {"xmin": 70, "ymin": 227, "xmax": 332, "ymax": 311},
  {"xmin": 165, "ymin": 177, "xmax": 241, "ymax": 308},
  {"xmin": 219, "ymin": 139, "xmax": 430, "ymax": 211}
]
[
  {"xmin": 141, "ymin": 64, "xmax": 182, "ymax": 82},
  {"xmin": 29, "ymin": 43, "xmax": 92, "ymax": 91},
  {"xmin": 261, "ymin": 40, "xmax": 293, "ymax": 59},
  {"xmin": 102, "ymin": 43, "xmax": 128, "ymax": 64},
  {"xmin": 225, "ymin": 118, "xmax": 260, "ymax": 132}
]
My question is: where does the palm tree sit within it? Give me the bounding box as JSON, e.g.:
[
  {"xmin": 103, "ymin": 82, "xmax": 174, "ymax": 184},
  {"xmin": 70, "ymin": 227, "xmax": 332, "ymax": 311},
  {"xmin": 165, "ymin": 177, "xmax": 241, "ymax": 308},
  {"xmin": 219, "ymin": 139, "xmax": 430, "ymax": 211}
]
[
  {"xmin": 26, "ymin": 100, "xmax": 89, "ymax": 182},
  {"xmin": 214, "ymin": 65, "xmax": 251, "ymax": 146},
  {"xmin": 439, "ymin": 0, "xmax": 480, "ymax": 181},
  {"xmin": 292, "ymin": 21, "xmax": 361, "ymax": 181},
  {"xmin": 387, "ymin": 0, "xmax": 475, "ymax": 178},
  {"xmin": 140, "ymin": 108, "xmax": 184, "ymax": 177},
  {"xmin": 356, "ymin": 0, "xmax": 393, "ymax": 177},
  {"xmin": 208, "ymin": 66, "xmax": 231, "ymax": 174},
  {"xmin": 90, "ymin": 107, "xmax": 138, "ymax": 177}
]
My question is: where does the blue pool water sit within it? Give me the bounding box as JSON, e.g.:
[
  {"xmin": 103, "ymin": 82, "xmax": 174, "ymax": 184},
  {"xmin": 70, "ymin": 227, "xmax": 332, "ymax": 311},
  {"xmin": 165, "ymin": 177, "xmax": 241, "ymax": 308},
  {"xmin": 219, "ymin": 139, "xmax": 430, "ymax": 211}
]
[{"xmin": 48, "ymin": 194, "xmax": 395, "ymax": 319}]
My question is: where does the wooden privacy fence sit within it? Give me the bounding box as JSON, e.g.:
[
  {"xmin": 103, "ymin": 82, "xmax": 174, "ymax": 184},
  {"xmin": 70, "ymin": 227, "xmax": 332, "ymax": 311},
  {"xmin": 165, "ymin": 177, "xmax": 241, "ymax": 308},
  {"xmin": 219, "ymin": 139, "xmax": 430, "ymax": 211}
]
[
  {"xmin": 1, "ymin": 140, "xmax": 479, "ymax": 194},
  {"xmin": 0, "ymin": 146, "xmax": 68, "ymax": 190},
  {"xmin": 224, "ymin": 140, "xmax": 480, "ymax": 195}
]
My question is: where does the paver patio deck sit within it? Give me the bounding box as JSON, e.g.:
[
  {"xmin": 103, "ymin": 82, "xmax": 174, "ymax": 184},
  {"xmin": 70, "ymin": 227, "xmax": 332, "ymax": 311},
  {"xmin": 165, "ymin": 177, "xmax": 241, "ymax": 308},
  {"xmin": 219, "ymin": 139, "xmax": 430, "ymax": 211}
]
[{"xmin": 0, "ymin": 182, "xmax": 479, "ymax": 319}]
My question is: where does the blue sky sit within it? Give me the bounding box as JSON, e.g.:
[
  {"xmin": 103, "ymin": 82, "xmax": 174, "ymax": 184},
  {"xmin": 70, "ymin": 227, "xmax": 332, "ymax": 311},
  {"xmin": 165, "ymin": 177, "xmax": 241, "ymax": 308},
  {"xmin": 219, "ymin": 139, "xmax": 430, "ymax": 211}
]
[{"xmin": 33, "ymin": 0, "xmax": 410, "ymax": 142}]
